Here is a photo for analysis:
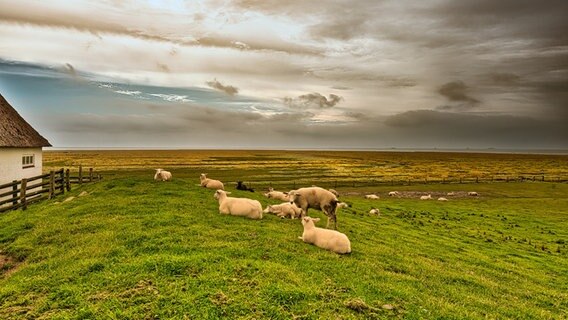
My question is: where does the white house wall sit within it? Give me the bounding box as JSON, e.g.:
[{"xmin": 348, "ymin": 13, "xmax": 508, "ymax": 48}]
[{"xmin": 0, "ymin": 147, "xmax": 43, "ymax": 185}]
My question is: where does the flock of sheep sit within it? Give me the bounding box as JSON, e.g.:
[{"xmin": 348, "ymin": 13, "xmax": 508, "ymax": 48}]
[{"xmin": 153, "ymin": 169, "xmax": 480, "ymax": 255}]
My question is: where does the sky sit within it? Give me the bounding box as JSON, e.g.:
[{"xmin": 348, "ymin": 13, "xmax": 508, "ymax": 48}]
[{"xmin": 0, "ymin": 0, "xmax": 567, "ymax": 150}]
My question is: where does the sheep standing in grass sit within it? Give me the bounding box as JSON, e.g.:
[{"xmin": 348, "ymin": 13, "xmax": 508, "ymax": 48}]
[
  {"xmin": 214, "ymin": 190, "xmax": 262, "ymax": 219},
  {"xmin": 298, "ymin": 216, "xmax": 351, "ymax": 254},
  {"xmin": 288, "ymin": 187, "xmax": 339, "ymax": 229},
  {"xmin": 264, "ymin": 187, "xmax": 290, "ymax": 202},
  {"xmin": 200, "ymin": 173, "xmax": 224, "ymax": 190},
  {"xmin": 468, "ymin": 191, "xmax": 479, "ymax": 196},
  {"xmin": 420, "ymin": 194, "xmax": 432, "ymax": 200},
  {"xmin": 263, "ymin": 202, "xmax": 302, "ymax": 219},
  {"xmin": 154, "ymin": 169, "xmax": 172, "ymax": 181},
  {"xmin": 388, "ymin": 191, "xmax": 400, "ymax": 197},
  {"xmin": 365, "ymin": 194, "xmax": 380, "ymax": 200}
]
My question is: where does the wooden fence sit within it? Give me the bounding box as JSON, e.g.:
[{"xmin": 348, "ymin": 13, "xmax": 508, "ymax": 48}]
[{"xmin": 0, "ymin": 166, "xmax": 101, "ymax": 213}]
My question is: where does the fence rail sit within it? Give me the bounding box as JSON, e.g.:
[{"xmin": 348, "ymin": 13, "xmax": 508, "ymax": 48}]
[{"xmin": 0, "ymin": 166, "xmax": 101, "ymax": 213}]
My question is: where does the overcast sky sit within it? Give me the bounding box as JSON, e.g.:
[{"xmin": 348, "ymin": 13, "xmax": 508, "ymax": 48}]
[{"xmin": 0, "ymin": 0, "xmax": 566, "ymax": 149}]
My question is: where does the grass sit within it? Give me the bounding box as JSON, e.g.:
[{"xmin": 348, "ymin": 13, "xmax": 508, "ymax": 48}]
[
  {"xmin": 0, "ymin": 151, "xmax": 567, "ymax": 319},
  {"xmin": 43, "ymin": 150, "xmax": 568, "ymax": 187}
]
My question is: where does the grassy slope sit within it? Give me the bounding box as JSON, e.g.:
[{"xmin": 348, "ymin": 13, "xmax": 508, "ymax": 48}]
[{"xmin": 0, "ymin": 177, "xmax": 567, "ymax": 319}]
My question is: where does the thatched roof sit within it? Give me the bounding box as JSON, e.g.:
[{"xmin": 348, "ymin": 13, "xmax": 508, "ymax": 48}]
[{"xmin": 0, "ymin": 93, "xmax": 51, "ymax": 148}]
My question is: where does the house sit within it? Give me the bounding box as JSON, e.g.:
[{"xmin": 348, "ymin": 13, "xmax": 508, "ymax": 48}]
[{"xmin": 0, "ymin": 94, "xmax": 51, "ymax": 186}]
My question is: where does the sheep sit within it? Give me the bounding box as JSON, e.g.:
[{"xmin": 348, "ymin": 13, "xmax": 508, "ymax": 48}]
[
  {"xmin": 236, "ymin": 181, "xmax": 254, "ymax": 192},
  {"xmin": 328, "ymin": 189, "xmax": 339, "ymax": 197},
  {"xmin": 288, "ymin": 186, "xmax": 339, "ymax": 229},
  {"xmin": 420, "ymin": 194, "xmax": 432, "ymax": 200},
  {"xmin": 365, "ymin": 194, "xmax": 380, "ymax": 200},
  {"xmin": 369, "ymin": 208, "xmax": 380, "ymax": 215},
  {"xmin": 263, "ymin": 187, "xmax": 290, "ymax": 202},
  {"xmin": 213, "ymin": 190, "xmax": 262, "ymax": 219},
  {"xmin": 263, "ymin": 202, "xmax": 302, "ymax": 219},
  {"xmin": 447, "ymin": 192, "xmax": 455, "ymax": 196},
  {"xmin": 298, "ymin": 216, "xmax": 351, "ymax": 254},
  {"xmin": 311, "ymin": 185, "xmax": 340, "ymax": 198},
  {"xmin": 337, "ymin": 202, "xmax": 349, "ymax": 209},
  {"xmin": 200, "ymin": 173, "xmax": 224, "ymax": 190},
  {"xmin": 154, "ymin": 169, "xmax": 172, "ymax": 181},
  {"xmin": 438, "ymin": 197, "xmax": 448, "ymax": 201},
  {"xmin": 468, "ymin": 191, "xmax": 479, "ymax": 196},
  {"xmin": 388, "ymin": 191, "xmax": 400, "ymax": 197}
]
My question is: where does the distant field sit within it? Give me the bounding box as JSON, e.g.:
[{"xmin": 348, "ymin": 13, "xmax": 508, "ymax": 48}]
[
  {"xmin": 43, "ymin": 150, "xmax": 568, "ymax": 189},
  {"xmin": 0, "ymin": 150, "xmax": 566, "ymax": 319}
]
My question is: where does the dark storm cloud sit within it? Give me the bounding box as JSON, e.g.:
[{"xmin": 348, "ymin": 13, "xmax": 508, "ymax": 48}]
[
  {"xmin": 205, "ymin": 79, "xmax": 239, "ymax": 96},
  {"xmin": 437, "ymin": 81, "xmax": 479, "ymax": 103},
  {"xmin": 284, "ymin": 93, "xmax": 343, "ymax": 108},
  {"xmin": 382, "ymin": 109, "xmax": 567, "ymax": 148},
  {"xmin": 40, "ymin": 98, "xmax": 568, "ymax": 149}
]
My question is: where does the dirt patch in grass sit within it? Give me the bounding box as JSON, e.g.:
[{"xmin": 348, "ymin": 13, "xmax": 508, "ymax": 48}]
[{"xmin": 0, "ymin": 253, "xmax": 21, "ymax": 277}]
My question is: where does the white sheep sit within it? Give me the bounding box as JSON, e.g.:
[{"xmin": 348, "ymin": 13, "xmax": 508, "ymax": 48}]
[
  {"xmin": 468, "ymin": 191, "xmax": 479, "ymax": 196},
  {"xmin": 298, "ymin": 216, "xmax": 351, "ymax": 254},
  {"xmin": 388, "ymin": 191, "xmax": 400, "ymax": 197},
  {"xmin": 200, "ymin": 173, "xmax": 224, "ymax": 190},
  {"xmin": 214, "ymin": 190, "xmax": 262, "ymax": 219},
  {"xmin": 263, "ymin": 187, "xmax": 290, "ymax": 202},
  {"xmin": 337, "ymin": 202, "xmax": 349, "ymax": 209},
  {"xmin": 154, "ymin": 169, "xmax": 172, "ymax": 181},
  {"xmin": 437, "ymin": 197, "xmax": 448, "ymax": 201},
  {"xmin": 365, "ymin": 194, "xmax": 380, "ymax": 200},
  {"xmin": 420, "ymin": 194, "xmax": 432, "ymax": 200},
  {"xmin": 447, "ymin": 192, "xmax": 455, "ymax": 196},
  {"xmin": 263, "ymin": 202, "xmax": 303, "ymax": 219},
  {"xmin": 369, "ymin": 208, "xmax": 380, "ymax": 215},
  {"xmin": 288, "ymin": 187, "xmax": 339, "ymax": 229}
]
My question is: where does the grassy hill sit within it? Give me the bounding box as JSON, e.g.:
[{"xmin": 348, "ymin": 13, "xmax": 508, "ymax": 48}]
[{"xmin": 1, "ymin": 176, "xmax": 567, "ymax": 319}]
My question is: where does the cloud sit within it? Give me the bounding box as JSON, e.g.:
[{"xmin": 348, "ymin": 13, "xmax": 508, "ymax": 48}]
[
  {"xmin": 437, "ymin": 81, "xmax": 479, "ymax": 103},
  {"xmin": 381, "ymin": 109, "xmax": 567, "ymax": 148},
  {"xmin": 487, "ymin": 73, "xmax": 521, "ymax": 86},
  {"xmin": 206, "ymin": 79, "xmax": 239, "ymax": 96},
  {"xmin": 284, "ymin": 93, "xmax": 343, "ymax": 108}
]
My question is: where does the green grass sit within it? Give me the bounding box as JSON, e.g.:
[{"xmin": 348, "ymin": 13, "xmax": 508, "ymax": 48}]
[{"xmin": 1, "ymin": 173, "xmax": 567, "ymax": 318}]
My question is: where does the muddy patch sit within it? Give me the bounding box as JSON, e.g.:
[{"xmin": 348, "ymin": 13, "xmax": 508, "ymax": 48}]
[{"xmin": 0, "ymin": 253, "xmax": 21, "ymax": 277}]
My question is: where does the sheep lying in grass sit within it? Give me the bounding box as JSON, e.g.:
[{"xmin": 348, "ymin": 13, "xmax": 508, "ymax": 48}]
[
  {"xmin": 438, "ymin": 197, "xmax": 448, "ymax": 201},
  {"xmin": 288, "ymin": 187, "xmax": 339, "ymax": 229},
  {"xmin": 447, "ymin": 192, "xmax": 455, "ymax": 196},
  {"xmin": 154, "ymin": 169, "xmax": 172, "ymax": 181},
  {"xmin": 369, "ymin": 208, "xmax": 380, "ymax": 215},
  {"xmin": 388, "ymin": 191, "xmax": 400, "ymax": 197},
  {"xmin": 365, "ymin": 194, "xmax": 380, "ymax": 200},
  {"xmin": 236, "ymin": 181, "xmax": 254, "ymax": 192},
  {"xmin": 298, "ymin": 216, "xmax": 351, "ymax": 254},
  {"xmin": 263, "ymin": 202, "xmax": 302, "ymax": 219},
  {"xmin": 468, "ymin": 191, "xmax": 479, "ymax": 196},
  {"xmin": 337, "ymin": 202, "xmax": 349, "ymax": 209},
  {"xmin": 200, "ymin": 173, "xmax": 224, "ymax": 190},
  {"xmin": 214, "ymin": 190, "xmax": 262, "ymax": 219},
  {"xmin": 264, "ymin": 187, "xmax": 290, "ymax": 202},
  {"xmin": 420, "ymin": 194, "xmax": 432, "ymax": 200}
]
